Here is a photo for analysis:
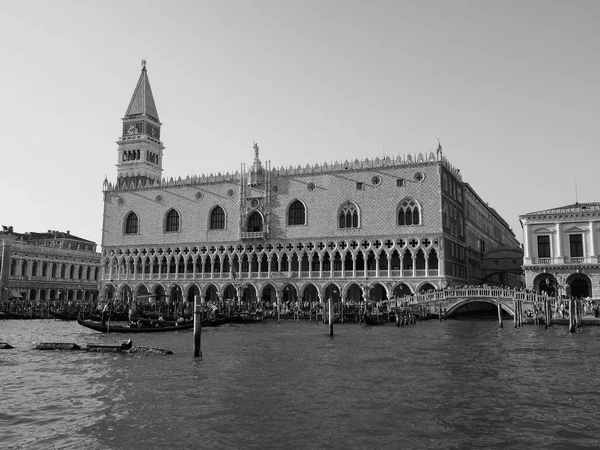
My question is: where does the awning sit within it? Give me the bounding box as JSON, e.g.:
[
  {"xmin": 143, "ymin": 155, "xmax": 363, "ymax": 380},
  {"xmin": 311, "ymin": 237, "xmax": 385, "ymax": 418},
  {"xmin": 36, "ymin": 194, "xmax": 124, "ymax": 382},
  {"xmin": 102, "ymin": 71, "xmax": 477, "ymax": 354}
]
[{"xmin": 8, "ymin": 289, "xmax": 22, "ymax": 299}]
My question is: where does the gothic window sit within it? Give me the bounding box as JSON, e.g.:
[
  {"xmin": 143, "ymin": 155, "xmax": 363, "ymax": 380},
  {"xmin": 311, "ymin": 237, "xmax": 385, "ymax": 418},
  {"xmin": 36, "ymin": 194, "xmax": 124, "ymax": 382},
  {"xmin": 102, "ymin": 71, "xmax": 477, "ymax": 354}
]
[
  {"xmin": 210, "ymin": 206, "xmax": 225, "ymax": 230},
  {"xmin": 125, "ymin": 212, "xmax": 139, "ymax": 234},
  {"xmin": 247, "ymin": 211, "xmax": 263, "ymax": 232},
  {"xmin": 338, "ymin": 201, "xmax": 359, "ymax": 229},
  {"xmin": 165, "ymin": 209, "xmax": 180, "ymax": 233},
  {"xmin": 288, "ymin": 200, "xmax": 306, "ymax": 226},
  {"xmin": 537, "ymin": 235, "xmax": 550, "ymax": 258},
  {"xmin": 397, "ymin": 198, "xmax": 421, "ymax": 226}
]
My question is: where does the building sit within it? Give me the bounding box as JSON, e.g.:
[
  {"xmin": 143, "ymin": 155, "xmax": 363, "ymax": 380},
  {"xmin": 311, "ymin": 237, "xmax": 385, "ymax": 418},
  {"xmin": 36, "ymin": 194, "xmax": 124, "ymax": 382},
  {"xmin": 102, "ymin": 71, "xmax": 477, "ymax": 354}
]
[
  {"xmin": 464, "ymin": 184, "xmax": 524, "ymax": 287},
  {"xmin": 0, "ymin": 229, "xmax": 101, "ymax": 308},
  {"xmin": 521, "ymin": 202, "xmax": 600, "ymax": 299},
  {"xmin": 99, "ymin": 63, "xmax": 521, "ymax": 307}
]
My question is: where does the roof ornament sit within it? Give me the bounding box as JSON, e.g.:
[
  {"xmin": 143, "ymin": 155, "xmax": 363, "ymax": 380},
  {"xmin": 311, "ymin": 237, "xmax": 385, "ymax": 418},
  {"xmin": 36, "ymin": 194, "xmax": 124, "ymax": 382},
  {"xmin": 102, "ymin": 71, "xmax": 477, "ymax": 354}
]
[
  {"xmin": 436, "ymin": 139, "xmax": 443, "ymax": 160},
  {"xmin": 141, "ymin": 59, "xmax": 147, "ymax": 70}
]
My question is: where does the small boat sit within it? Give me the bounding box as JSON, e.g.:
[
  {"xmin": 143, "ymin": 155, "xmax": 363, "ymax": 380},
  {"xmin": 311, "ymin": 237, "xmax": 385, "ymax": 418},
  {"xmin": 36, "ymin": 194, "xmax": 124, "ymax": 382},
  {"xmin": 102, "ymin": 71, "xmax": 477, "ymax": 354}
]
[
  {"xmin": 362, "ymin": 313, "xmax": 388, "ymax": 326},
  {"xmin": 77, "ymin": 317, "xmax": 195, "ymax": 333},
  {"xmin": 229, "ymin": 313, "xmax": 262, "ymax": 324}
]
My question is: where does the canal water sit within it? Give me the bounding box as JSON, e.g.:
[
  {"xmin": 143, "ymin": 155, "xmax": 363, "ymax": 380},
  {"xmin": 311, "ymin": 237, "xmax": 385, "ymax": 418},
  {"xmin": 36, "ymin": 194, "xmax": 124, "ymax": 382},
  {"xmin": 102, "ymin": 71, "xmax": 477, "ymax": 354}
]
[{"xmin": 1, "ymin": 318, "xmax": 600, "ymax": 449}]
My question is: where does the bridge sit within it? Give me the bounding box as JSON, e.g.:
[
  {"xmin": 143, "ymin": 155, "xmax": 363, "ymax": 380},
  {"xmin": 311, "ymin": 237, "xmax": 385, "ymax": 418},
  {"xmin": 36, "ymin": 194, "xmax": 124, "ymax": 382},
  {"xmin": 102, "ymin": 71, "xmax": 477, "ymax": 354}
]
[{"xmin": 397, "ymin": 287, "xmax": 556, "ymax": 319}]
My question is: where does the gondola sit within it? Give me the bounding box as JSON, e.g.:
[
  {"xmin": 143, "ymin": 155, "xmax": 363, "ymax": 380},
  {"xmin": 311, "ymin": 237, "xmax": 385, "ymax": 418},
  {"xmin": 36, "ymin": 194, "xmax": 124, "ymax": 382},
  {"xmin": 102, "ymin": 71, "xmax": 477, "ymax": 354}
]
[
  {"xmin": 77, "ymin": 317, "xmax": 195, "ymax": 333},
  {"xmin": 362, "ymin": 313, "xmax": 388, "ymax": 326},
  {"xmin": 229, "ymin": 313, "xmax": 262, "ymax": 324},
  {"xmin": 49, "ymin": 309, "xmax": 102, "ymax": 321}
]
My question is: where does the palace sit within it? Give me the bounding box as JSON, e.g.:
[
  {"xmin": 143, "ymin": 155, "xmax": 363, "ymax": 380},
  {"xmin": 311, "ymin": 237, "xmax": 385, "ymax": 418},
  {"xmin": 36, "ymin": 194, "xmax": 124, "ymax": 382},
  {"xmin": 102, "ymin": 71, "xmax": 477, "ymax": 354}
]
[
  {"xmin": 0, "ymin": 230, "xmax": 100, "ymax": 307},
  {"xmin": 521, "ymin": 202, "xmax": 600, "ymax": 299},
  {"xmin": 99, "ymin": 63, "xmax": 521, "ymax": 307}
]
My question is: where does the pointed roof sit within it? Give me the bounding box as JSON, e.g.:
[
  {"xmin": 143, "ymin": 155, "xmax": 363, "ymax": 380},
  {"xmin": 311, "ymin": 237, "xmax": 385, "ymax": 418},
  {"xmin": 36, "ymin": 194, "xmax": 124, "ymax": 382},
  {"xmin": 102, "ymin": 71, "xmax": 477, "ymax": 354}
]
[
  {"xmin": 524, "ymin": 202, "xmax": 600, "ymax": 216},
  {"xmin": 124, "ymin": 61, "xmax": 160, "ymax": 122}
]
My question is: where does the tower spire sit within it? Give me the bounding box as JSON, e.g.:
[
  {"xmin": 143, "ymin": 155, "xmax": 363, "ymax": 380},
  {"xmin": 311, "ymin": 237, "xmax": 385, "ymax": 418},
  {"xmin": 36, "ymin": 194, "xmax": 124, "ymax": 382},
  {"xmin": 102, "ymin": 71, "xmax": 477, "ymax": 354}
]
[{"xmin": 115, "ymin": 63, "xmax": 164, "ymax": 188}]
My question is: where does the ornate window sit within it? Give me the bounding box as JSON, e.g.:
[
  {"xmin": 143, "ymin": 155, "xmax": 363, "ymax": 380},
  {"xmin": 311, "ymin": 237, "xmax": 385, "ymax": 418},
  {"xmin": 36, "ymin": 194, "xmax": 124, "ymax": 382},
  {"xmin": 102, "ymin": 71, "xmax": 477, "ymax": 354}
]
[
  {"xmin": 210, "ymin": 206, "xmax": 225, "ymax": 230},
  {"xmin": 339, "ymin": 201, "xmax": 359, "ymax": 229},
  {"xmin": 398, "ymin": 198, "xmax": 421, "ymax": 226},
  {"xmin": 247, "ymin": 211, "xmax": 263, "ymax": 232},
  {"xmin": 288, "ymin": 200, "xmax": 306, "ymax": 226},
  {"xmin": 165, "ymin": 209, "xmax": 180, "ymax": 232},
  {"xmin": 125, "ymin": 212, "xmax": 139, "ymax": 234}
]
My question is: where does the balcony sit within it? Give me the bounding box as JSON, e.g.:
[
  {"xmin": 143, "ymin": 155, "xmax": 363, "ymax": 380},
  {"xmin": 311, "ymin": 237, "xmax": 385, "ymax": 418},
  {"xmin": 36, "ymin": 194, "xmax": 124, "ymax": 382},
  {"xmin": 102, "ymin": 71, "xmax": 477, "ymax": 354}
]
[
  {"xmin": 240, "ymin": 231, "xmax": 265, "ymax": 240},
  {"xmin": 530, "ymin": 256, "xmax": 599, "ymax": 265}
]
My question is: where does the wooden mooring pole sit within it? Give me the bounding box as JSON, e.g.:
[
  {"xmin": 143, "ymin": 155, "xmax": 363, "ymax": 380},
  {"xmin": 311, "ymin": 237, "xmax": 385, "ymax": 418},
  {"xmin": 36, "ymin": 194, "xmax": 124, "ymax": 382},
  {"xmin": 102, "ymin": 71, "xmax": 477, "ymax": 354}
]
[
  {"xmin": 497, "ymin": 301, "xmax": 503, "ymax": 328},
  {"xmin": 193, "ymin": 295, "xmax": 202, "ymax": 358},
  {"xmin": 328, "ymin": 297, "xmax": 334, "ymax": 337},
  {"xmin": 513, "ymin": 300, "xmax": 517, "ymax": 328}
]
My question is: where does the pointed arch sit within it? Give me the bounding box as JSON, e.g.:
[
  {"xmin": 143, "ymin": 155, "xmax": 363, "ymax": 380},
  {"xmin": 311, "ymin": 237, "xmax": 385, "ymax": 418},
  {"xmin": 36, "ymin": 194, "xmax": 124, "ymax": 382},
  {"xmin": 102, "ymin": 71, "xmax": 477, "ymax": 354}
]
[
  {"xmin": 124, "ymin": 211, "xmax": 139, "ymax": 234},
  {"xmin": 247, "ymin": 211, "xmax": 264, "ymax": 232},
  {"xmin": 397, "ymin": 197, "xmax": 421, "ymax": 226},
  {"xmin": 338, "ymin": 201, "xmax": 360, "ymax": 229},
  {"xmin": 209, "ymin": 205, "xmax": 226, "ymax": 229},
  {"xmin": 288, "ymin": 199, "xmax": 307, "ymax": 226},
  {"xmin": 165, "ymin": 208, "xmax": 180, "ymax": 232}
]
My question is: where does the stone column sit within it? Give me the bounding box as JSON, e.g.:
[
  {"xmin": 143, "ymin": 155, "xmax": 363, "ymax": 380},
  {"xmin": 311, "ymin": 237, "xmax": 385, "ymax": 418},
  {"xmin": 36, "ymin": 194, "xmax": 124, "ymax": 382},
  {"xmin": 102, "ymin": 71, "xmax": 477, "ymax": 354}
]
[
  {"xmin": 555, "ymin": 223, "xmax": 563, "ymax": 261},
  {"xmin": 590, "ymin": 221, "xmax": 597, "ymax": 260},
  {"xmin": 523, "ymin": 222, "xmax": 531, "ymax": 263}
]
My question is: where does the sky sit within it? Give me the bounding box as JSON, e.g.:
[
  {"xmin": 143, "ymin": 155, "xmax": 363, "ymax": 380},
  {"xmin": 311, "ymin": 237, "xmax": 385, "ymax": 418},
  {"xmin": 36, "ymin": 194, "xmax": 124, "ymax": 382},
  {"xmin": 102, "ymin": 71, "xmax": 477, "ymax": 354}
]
[{"xmin": 1, "ymin": 0, "xmax": 598, "ymax": 249}]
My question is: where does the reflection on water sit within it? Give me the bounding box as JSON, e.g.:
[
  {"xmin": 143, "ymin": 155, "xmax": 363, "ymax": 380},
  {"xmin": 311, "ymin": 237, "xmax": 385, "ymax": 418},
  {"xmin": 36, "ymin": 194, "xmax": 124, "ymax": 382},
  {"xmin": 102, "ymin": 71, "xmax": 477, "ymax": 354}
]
[{"xmin": 2, "ymin": 319, "xmax": 600, "ymax": 449}]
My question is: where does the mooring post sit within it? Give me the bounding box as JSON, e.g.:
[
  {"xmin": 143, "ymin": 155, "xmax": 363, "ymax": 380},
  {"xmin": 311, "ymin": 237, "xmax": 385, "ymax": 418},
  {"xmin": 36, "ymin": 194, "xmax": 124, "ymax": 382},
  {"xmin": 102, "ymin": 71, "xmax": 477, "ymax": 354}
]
[
  {"xmin": 513, "ymin": 300, "xmax": 517, "ymax": 328},
  {"xmin": 277, "ymin": 295, "xmax": 281, "ymax": 324},
  {"xmin": 193, "ymin": 295, "xmax": 202, "ymax": 358},
  {"xmin": 569, "ymin": 298, "xmax": 575, "ymax": 333},
  {"xmin": 328, "ymin": 297, "xmax": 334, "ymax": 336},
  {"xmin": 497, "ymin": 301, "xmax": 503, "ymax": 328}
]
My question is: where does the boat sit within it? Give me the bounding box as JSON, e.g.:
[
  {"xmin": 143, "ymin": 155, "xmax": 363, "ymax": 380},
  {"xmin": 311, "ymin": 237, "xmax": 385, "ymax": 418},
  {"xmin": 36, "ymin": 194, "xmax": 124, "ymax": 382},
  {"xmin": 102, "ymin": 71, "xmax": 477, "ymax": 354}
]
[
  {"xmin": 77, "ymin": 317, "xmax": 195, "ymax": 333},
  {"xmin": 362, "ymin": 313, "xmax": 388, "ymax": 326},
  {"xmin": 229, "ymin": 313, "xmax": 262, "ymax": 324}
]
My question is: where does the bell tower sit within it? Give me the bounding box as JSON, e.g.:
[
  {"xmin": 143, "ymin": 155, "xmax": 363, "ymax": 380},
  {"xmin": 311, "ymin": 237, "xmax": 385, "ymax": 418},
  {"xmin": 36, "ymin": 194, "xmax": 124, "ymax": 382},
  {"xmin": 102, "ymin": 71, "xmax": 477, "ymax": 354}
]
[{"xmin": 116, "ymin": 60, "xmax": 164, "ymax": 188}]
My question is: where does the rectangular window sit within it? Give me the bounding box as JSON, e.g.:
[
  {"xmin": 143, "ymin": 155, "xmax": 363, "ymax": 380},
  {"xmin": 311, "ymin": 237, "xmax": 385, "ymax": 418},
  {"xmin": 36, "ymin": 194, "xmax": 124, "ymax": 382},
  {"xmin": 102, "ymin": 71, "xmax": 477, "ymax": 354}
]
[
  {"xmin": 356, "ymin": 182, "xmax": 363, "ymax": 190},
  {"xmin": 537, "ymin": 235, "xmax": 550, "ymax": 258},
  {"xmin": 570, "ymin": 234, "xmax": 584, "ymax": 257},
  {"xmin": 396, "ymin": 178, "xmax": 405, "ymax": 187}
]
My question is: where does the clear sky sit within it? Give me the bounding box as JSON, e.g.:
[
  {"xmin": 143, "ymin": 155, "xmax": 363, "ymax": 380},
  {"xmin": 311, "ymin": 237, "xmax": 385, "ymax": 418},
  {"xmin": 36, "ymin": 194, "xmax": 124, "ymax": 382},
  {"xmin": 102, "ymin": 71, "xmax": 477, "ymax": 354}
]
[{"xmin": 1, "ymin": 0, "xmax": 598, "ymax": 248}]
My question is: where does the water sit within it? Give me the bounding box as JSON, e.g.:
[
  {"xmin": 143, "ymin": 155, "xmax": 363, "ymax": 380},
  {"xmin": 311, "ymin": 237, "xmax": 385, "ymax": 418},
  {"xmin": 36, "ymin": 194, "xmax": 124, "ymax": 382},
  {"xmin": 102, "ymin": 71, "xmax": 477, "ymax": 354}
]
[{"xmin": 1, "ymin": 319, "xmax": 600, "ymax": 450}]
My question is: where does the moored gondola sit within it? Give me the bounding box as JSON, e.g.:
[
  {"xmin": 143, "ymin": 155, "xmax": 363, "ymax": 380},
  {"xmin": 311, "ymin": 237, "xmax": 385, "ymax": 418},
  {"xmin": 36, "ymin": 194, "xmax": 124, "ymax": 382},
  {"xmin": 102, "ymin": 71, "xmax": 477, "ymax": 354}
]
[
  {"xmin": 77, "ymin": 317, "xmax": 195, "ymax": 333},
  {"xmin": 362, "ymin": 313, "xmax": 388, "ymax": 326}
]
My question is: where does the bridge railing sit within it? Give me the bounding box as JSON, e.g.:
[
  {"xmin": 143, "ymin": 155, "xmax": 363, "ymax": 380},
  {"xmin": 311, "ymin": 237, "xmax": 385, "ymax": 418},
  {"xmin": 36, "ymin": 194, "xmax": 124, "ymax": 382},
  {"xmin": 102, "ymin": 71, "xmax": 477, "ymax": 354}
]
[{"xmin": 398, "ymin": 288, "xmax": 556, "ymax": 306}]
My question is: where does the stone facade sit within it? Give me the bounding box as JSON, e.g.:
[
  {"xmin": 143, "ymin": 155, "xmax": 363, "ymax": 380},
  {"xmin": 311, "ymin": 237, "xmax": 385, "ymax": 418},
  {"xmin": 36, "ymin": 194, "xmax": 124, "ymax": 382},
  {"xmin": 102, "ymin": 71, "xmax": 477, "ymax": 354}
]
[
  {"xmin": 99, "ymin": 64, "xmax": 520, "ymax": 306},
  {"xmin": 0, "ymin": 230, "xmax": 101, "ymax": 305},
  {"xmin": 521, "ymin": 202, "xmax": 600, "ymax": 299}
]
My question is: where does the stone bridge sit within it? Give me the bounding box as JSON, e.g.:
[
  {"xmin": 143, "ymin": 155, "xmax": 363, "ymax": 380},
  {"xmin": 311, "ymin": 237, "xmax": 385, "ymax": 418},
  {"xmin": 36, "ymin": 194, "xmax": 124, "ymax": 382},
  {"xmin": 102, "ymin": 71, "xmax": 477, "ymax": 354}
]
[{"xmin": 398, "ymin": 287, "xmax": 554, "ymax": 318}]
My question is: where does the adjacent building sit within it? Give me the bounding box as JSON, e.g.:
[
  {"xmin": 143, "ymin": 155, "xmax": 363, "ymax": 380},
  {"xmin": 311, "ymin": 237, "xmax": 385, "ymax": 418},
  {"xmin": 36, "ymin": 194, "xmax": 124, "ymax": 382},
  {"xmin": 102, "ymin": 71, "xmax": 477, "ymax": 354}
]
[
  {"xmin": 0, "ymin": 229, "xmax": 101, "ymax": 307},
  {"xmin": 99, "ymin": 63, "xmax": 521, "ymax": 307},
  {"xmin": 521, "ymin": 202, "xmax": 600, "ymax": 299}
]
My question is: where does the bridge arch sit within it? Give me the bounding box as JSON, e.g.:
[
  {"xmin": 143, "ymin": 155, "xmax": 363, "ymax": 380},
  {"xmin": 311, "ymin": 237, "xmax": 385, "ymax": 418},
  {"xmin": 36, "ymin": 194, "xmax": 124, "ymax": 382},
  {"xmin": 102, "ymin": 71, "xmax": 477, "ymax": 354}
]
[{"xmin": 445, "ymin": 297, "xmax": 515, "ymax": 318}]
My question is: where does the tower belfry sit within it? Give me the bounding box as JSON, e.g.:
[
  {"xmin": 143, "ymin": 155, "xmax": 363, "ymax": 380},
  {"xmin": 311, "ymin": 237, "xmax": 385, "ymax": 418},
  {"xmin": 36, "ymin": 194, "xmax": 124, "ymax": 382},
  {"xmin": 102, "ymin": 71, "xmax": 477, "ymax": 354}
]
[{"xmin": 116, "ymin": 61, "xmax": 164, "ymax": 188}]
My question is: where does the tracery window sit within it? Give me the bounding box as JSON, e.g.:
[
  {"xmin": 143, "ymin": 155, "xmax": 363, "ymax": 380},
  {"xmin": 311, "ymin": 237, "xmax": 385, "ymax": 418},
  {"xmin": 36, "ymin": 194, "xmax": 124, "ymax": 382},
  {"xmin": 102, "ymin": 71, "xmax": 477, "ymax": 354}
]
[
  {"xmin": 288, "ymin": 200, "xmax": 306, "ymax": 226},
  {"xmin": 210, "ymin": 206, "xmax": 225, "ymax": 229},
  {"xmin": 165, "ymin": 209, "xmax": 180, "ymax": 232},
  {"xmin": 125, "ymin": 212, "xmax": 139, "ymax": 234},
  {"xmin": 398, "ymin": 198, "xmax": 421, "ymax": 226},
  {"xmin": 338, "ymin": 201, "xmax": 359, "ymax": 229}
]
